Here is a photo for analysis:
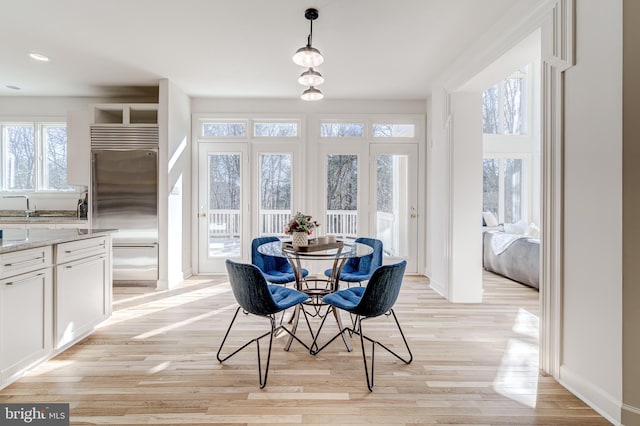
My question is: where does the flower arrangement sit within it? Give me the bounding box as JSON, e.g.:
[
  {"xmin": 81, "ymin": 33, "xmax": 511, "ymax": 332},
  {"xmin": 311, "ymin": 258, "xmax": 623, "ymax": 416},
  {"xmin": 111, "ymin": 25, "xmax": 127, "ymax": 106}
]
[{"xmin": 284, "ymin": 211, "xmax": 319, "ymax": 235}]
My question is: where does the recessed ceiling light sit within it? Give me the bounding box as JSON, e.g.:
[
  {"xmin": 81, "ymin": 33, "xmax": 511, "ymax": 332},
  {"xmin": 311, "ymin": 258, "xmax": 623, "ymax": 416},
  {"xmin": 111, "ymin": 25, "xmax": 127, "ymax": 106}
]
[
  {"xmin": 6, "ymin": 85, "xmax": 21, "ymax": 90},
  {"xmin": 29, "ymin": 52, "xmax": 50, "ymax": 62}
]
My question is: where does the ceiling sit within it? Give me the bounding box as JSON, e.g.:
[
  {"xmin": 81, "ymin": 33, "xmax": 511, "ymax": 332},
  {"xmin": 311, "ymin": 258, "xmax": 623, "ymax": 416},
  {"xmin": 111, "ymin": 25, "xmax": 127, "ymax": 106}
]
[{"xmin": 1, "ymin": 0, "xmax": 520, "ymax": 100}]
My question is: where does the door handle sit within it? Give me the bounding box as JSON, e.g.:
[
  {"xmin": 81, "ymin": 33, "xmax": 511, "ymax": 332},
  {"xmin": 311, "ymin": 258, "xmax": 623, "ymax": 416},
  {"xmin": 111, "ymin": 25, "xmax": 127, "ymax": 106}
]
[{"xmin": 198, "ymin": 213, "xmax": 207, "ymax": 218}]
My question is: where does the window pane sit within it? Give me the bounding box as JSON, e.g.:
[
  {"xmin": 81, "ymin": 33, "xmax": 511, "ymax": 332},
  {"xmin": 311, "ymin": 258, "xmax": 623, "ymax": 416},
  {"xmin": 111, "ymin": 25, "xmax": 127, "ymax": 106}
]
[
  {"xmin": 503, "ymin": 74, "xmax": 527, "ymax": 134},
  {"xmin": 326, "ymin": 154, "xmax": 357, "ymax": 237},
  {"xmin": 5, "ymin": 125, "xmax": 35, "ymax": 190},
  {"xmin": 202, "ymin": 122, "xmax": 246, "ymax": 137},
  {"xmin": 254, "ymin": 122, "xmax": 298, "ymax": 137},
  {"xmin": 320, "ymin": 123, "xmax": 364, "ymax": 138},
  {"xmin": 43, "ymin": 125, "xmax": 73, "ymax": 190},
  {"xmin": 259, "ymin": 154, "xmax": 291, "ymax": 235},
  {"xmin": 208, "ymin": 153, "xmax": 241, "ymax": 257},
  {"xmin": 376, "ymin": 154, "xmax": 409, "ymax": 256},
  {"xmin": 372, "ymin": 124, "xmax": 415, "ymax": 138},
  {"xmin": 483, "ymin": 158, "xmax": 499, "ymax": 219},
  {"xmin": 483, "ymin": 66, "xmax": 528, "ymax": 135},
  {"xmin": 504, "ymin": 159, "xmax": 522, "ymax": 223},
  {"xmin": 482, "ymin": 85, "xmax": 500, "ymax": 134}
]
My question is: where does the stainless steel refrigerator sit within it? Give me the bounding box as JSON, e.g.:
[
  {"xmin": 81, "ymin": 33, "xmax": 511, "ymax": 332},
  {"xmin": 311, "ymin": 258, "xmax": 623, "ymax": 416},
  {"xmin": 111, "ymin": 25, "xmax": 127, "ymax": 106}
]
[{"xmin": 91, "ymin": 127, "xmax": 158, "ymax": 283}]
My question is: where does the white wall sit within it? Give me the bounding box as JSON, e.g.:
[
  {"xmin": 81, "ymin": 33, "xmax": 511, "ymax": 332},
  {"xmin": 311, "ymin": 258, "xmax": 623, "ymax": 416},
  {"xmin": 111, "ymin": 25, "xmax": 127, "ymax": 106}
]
[
  {"xmin": 426, "ymin": 0, "xmax": 623, "ymax": 423},
  {"xmin": 560, "ymin": 1, "xmax": 623, "ymax": 421},
  {"xmin": 191, "ymin": 98, "xmax": 425, "ymax": 115},
  {"xmin": 161, "ymin": 80, "xmax": 192, "ymax": 287},
  {"xmin": 450, "ymin": 92, "xmax": 483, "ymax": 302},
  {"xmin": 426, "ymin": 89, "xmax": 450, "ymax": 296}
]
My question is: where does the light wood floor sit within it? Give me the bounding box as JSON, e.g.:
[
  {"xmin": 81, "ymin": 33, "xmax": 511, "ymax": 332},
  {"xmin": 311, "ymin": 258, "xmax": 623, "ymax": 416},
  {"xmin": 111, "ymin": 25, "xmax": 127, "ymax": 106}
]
[{"xmin": 0, "ymin": 272, "xmax": 610, "ymax": 425}]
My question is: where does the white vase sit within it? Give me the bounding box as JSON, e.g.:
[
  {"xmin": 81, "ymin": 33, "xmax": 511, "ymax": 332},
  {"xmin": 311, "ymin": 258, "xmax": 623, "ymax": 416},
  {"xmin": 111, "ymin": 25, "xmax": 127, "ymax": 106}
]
[{"xmin": 291, "ymin": 231, "xmax": 309, "ymax": 247}]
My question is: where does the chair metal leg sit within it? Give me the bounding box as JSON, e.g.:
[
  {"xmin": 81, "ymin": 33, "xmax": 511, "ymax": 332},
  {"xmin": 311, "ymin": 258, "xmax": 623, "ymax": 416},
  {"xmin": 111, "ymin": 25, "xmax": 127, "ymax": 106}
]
[
  {"xmin": 216, "ymin": 307, "xmax": 276, "ymax": 388},
  {"xmin": 310, "ymin": 305, "xmax": 353, "ymax": 355},
  {"xmin": 356, "ymin": 309, "xmax": 413, "ymax": 391},
  {"xmin": 217, "ymin": 306, "xmax": 311, "ymax": 388}
]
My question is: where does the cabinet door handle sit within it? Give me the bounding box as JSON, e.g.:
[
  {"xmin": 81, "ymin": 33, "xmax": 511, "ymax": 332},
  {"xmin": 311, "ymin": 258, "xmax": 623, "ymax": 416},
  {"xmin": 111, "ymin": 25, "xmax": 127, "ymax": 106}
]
[
  {"xmin": 3, "ymin": 257, "xmax": 45, "ymax": 268},
  {"xmin": 65, "ymin": 256, "xmax": 105, "ymax": 269},
  {"xmin": 65, "ymin": 243, "xmax": 105, "ymax": 254},
  {"xmin": 5, "ymin": 272, "xmax": 45, "ymax": 286}
]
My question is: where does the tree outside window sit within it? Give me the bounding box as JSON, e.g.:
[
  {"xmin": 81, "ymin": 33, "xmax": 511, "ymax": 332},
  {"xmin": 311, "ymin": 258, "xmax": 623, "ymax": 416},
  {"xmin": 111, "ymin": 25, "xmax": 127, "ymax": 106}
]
[
  {"xmin": 483, "ymin": 66, "xmax": 528, "ymax": 135},
  {"xmin": 483, "ymin": 157, "xmax": 523, "ymax": 224},
  {"xmin": 1, "ymin": 122, "xmax": 74, "ymax": 192}
]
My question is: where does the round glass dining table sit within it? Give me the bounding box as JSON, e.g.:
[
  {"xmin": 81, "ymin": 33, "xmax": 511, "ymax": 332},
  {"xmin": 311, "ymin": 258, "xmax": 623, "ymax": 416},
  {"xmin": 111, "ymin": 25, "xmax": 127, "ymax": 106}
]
[
  {"xmin": 257, "ymin": 239, "xmax": 374, "ymax": 351},
  {"xmin": 257, "ymin": 239, "xmax": 374, "ymax": 292}
]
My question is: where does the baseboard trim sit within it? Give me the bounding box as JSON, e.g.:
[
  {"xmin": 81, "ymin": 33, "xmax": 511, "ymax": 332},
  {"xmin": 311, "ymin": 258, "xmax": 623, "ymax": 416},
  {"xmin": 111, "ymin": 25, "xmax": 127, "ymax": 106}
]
[
  {"xmin": 559, "ymin": 365, "xmax": 622, "ymax": 425},
  {"xmin": 426, "ymin": 276, "xmax": 447, "ymax": 298}
]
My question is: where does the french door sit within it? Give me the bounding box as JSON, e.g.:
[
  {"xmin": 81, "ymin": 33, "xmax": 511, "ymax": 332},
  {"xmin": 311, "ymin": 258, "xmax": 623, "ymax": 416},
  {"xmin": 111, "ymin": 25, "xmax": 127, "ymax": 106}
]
[
  {"xmin": 198, "ymin": 142, "xmax": 302, "ymax": 273},
  {"xmin": 198, "ymin": 143, "xmax": 249, "ymax": 272},
  {"xmin": 370, "ymin": 144, "xmax": 418, "ymax": 272},
  {"xmin": 318, "ymin": 143, "xmax": 419, "ymax": 272}
]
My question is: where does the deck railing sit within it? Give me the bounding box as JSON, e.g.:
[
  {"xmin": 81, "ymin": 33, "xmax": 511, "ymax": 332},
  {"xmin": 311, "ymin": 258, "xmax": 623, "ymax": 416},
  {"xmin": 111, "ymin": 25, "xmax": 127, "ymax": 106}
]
[
  {"xmin": 325, "ymin": 210, "xmax": 357, "ymax": 238},
  {"xmin": 259, "ymin": 209, "xmax": 291, "ymax": 235},
  {"xmin": 208, "ymin": 209, "xmax": 359, "ymax": 239},
  {"xmin": 208, "ymin": 210, "xmax": 240, "ymax": 237}
]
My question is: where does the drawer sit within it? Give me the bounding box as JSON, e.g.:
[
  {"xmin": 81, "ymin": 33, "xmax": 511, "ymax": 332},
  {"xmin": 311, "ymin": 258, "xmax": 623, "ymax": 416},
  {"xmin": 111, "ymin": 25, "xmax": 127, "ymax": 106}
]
[
  {"xmin": 56, "ymin": 237, "xmax": 108, "ymax": 264},
  {"xmin": 0, "ymin": 246, "xmax": 53, "ymax": 279}
]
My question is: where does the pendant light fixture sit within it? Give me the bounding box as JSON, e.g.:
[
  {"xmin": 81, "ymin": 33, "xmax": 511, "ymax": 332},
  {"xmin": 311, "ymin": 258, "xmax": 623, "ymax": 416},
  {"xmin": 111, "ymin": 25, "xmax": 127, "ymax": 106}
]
[
  {"xmin": 301, "ymin": 86, "xmax": 324, "ymax": 101},
  {"xmin": 292, "ymin": 8, "xmax": 323, "ymax": 67},
  {"xmin": 293, "ymin": 8, "xmax": 324, "ymax": 101},
  {"xmin": 298, "ymin": 67, "xmax": 324, "ymax": 87}
]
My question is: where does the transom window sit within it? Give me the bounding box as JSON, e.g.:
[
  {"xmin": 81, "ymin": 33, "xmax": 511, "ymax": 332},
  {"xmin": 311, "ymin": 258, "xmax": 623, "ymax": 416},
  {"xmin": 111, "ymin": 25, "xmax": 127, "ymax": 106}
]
[
  {"xmin": 372, "ymin": 124, "xmax": 416, "ymax": 138},
  {"xmin": 0, "ymin": 122, "xmax": 74, "ymax": 192},
  {"xmin": 202, "ymin": 122, "xmax": 247, "ymax": 138},
  {"xmin": 320, "ymin": 123, "xmax": 365, "ymax": 138},
  {"xmin": 253, "ymin": 122, "xmax": 298, "ymax": 137}
]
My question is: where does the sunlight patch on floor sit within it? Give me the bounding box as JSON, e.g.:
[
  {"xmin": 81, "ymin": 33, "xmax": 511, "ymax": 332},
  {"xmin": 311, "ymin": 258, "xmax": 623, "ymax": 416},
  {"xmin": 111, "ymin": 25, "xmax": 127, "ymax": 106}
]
[
  {"xmin": 133, "ymin": 304, "xmax": 236, "ymax": 339},
  {"xmin": 493, "ymin": 308, "xmax": 539, "ymax": 407},
  {"xmin": 100, "ymin": 284, "xmax": 231, "ymax": 328}
]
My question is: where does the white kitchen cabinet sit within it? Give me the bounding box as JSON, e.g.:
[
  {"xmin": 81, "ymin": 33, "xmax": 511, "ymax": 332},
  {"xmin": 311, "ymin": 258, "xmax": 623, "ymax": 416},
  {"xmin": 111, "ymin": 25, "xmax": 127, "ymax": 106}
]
[
  {"xmin": 91, "ymin": 103, "xmax": 158, "ymax": 126},
  {"xmin": 66, "ymin": 108, "xmax": 91, "ymax": 186},
  {"xmin": 0, "ymin": 248, "xmax": 53, "ymax": 385},
  {"xmin": 55, "ymin": 236, "xmax": 111, "ymax": 349},
  {"xmin": 0, "ymin": 246, "xmax": 52, "ymax": 278}
]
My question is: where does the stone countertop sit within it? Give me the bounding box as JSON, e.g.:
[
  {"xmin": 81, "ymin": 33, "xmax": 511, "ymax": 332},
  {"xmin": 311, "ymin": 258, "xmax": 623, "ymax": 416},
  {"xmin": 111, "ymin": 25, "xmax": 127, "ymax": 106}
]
[
  {"xmin": 0, "ymin": 217, "xmax": 88, "ymax": 224},
  {"xmin": 0, "ymin": 228, "xmax": 116, "ymax": 254},
  {"xmin": 0, "ymin": 210, "xmax": 87, "ymax": 224}
]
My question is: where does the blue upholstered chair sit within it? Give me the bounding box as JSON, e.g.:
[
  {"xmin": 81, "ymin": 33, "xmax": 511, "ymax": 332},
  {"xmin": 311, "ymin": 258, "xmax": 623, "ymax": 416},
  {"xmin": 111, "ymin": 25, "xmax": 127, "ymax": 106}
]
[
  {"xmin": 323, "ymin": 237, "xmax": 383, "ymax": 286},
  {"xmin": 311, "ymin": 261, "xmax": 412, "ymax": 391},
  {"xmin": 217, "ymin": 259, "xmax": 311, "ymax": 388},
  {"xmin": 252, "ymin": 236, "xmax": 309, "ymax": 285}
]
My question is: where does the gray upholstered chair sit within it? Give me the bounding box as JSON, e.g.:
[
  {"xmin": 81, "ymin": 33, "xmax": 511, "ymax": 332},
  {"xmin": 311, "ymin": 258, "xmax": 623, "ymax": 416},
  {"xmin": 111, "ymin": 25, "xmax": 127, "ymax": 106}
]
[
  {"xmin": 217, "ymin": 259, "xmax": 311, "ymax": 388},
  {"xmin": 311, "ymin": 260, "xmax": 412, "ymax": 391}
]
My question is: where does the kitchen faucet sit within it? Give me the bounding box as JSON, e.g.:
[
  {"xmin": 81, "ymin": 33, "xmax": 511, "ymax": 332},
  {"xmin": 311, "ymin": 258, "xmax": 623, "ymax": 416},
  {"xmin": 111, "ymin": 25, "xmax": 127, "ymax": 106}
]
[{"xmin": 3, "ymin": 194, "xmax": 35, "ymax": 217}]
